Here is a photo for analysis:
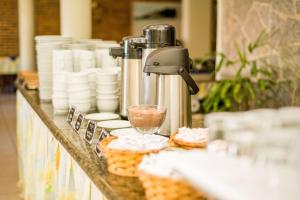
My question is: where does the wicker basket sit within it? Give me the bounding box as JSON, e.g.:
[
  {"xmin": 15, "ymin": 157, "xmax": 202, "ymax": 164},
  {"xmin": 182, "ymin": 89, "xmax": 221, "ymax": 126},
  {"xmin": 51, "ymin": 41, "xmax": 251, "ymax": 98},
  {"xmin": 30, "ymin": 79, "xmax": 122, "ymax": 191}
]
[
  {"xmin": 171, "ymin": 132, "xmax": 207, "ymax": 149},
  {"xmin": 138, "ymin": 170, "xmax": 207, "ymax": 200},
  {"xmin": 99, "ymin": 136, "xmax": 165, "ymax": 177}
]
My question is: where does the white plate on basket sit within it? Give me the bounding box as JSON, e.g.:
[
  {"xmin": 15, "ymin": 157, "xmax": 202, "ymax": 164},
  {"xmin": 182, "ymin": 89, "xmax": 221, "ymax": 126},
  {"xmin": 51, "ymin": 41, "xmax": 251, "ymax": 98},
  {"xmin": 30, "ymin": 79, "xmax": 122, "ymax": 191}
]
[
  {"xmin": 97, "ymin": 120, "xmax": 131, "ymax": 130},
  {"xmin": 85, "ymin": 113, "xmax": 120, "ymax": 122},
  {"xmin": 110, "ymin": 128, "xmax": 140, "ymax": 137}
]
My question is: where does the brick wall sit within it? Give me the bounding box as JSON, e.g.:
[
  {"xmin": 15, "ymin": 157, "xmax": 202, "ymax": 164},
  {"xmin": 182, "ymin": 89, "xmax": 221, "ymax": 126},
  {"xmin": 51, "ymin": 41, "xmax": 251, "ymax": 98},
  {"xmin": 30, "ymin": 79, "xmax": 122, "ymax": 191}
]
[
  {"xmin": 92, "ymin": 0, "xmax": 180, "ymax": 42},
  {"xmin": 0, "ymin": 0, "xmax": 18, "ymax": 56},
  {"xmin": 92, "ymin": 0, "xmax": 131, "ymax": 41},
  {"xmin": 0, "ymin": 0, "xmax": 180, "ymax": 56},
  {"xmin": 35, "ymin": 0, "xmax": 60, "ymax": 35}
]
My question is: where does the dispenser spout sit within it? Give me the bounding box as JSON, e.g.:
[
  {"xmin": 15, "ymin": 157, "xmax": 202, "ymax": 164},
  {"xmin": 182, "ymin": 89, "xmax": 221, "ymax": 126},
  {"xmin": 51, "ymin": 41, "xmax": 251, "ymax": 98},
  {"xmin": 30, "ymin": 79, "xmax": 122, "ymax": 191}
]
[{"xmin": 109, "ymin": 47, "xmax": 123, "ymax": 58}]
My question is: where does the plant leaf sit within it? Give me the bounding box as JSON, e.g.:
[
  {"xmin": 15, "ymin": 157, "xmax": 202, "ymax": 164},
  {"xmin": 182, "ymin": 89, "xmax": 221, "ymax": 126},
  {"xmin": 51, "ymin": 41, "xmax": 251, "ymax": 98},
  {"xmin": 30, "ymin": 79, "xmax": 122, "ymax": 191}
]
[
  {"xmin": 234, "ymin": 43, "xmax": 248, "ymax": 78},
  {"xmin": 223, "ymin": 97, "xmax": 232, "ymax": 109},
  {"xmin": 233, "ymin": 82, "xmax": 242, "ymax": 103},
  {"xmin": 203, "ymin": 99, "xmax": 213, "ymax": 113},
  {"xmin": 225, "ymin": 60, "xmax": 236, "ymax": 67},
  {"xmin": 220, "ymin": 81, "xmax": 232, "ymax": 99},
  {"xmin": 213, "ymin": 95, "xmax": 221, "ymax": 112},
  {"xmin": 203, "ymin": 83, "xmax": 221, "ymax": 113},
  {"xmin": 245, "ymin": 80, "xmax": 256, "ymax": 99},
  {"xmin": 251, "ymin": 61, "xmax": 258, "ymax": 76},
  {"xmin": 234, "ymin": 91, "xmax": 244, "ymax": 104},
  {"xmin": 258, "ymin": 80, "xmax": 266, "ymax": 91},
  {"xmin": 215, "ymin": 53, "xmax": 225, "ymax": 72},
  {"xmin": 233, "ymin": 82, "xmax": 241, "ymax": 96},
  {"xmin": 258, "ymin": 68, "xmax": 272, "ymax": 77}
]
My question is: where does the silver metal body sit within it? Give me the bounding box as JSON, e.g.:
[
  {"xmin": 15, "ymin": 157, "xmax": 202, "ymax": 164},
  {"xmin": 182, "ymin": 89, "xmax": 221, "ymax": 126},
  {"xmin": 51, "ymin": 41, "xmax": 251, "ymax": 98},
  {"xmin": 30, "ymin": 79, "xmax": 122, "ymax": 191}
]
[
  {"xmin": 156, "ymin": 74, "xmax": 191, "ymax": 136},
  {"xmin": 120, "ymin": 58, "xmax": 142, "ymax": 117},
  {"xmin": 141, "ymin": 48, "xmax": 157, "ymax": 105}
]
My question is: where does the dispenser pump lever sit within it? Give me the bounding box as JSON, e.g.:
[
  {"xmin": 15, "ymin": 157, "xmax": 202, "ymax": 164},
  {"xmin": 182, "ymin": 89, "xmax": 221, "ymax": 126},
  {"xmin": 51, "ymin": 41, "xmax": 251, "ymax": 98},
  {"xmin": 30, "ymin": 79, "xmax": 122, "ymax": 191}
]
[{"xmin": 178, "ymin": 67, "xmax": 199, "ymax": 95}]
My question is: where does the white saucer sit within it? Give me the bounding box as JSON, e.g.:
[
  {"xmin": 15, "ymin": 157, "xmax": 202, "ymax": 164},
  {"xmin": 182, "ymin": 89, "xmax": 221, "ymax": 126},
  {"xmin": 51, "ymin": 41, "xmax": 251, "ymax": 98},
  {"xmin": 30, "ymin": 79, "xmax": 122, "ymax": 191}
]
[
  {"xmin": 85, "ymin": 112, "xmax": 120, "ymax": 122},
  {"xmin": 110, "ymin": 128, "xmax": 140, "ymax": 137},
  {"xmin": 97, "ymin": 120, "xmax": 131, "ymax": 130}
]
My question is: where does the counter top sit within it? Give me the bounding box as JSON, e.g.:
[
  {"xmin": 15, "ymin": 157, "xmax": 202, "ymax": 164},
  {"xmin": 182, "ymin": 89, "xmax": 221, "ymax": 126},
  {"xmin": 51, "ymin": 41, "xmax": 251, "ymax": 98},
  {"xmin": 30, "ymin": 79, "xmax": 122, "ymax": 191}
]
[{"xmin": 16, "ymin": 83, "xmax": 145, "ymax": 200}]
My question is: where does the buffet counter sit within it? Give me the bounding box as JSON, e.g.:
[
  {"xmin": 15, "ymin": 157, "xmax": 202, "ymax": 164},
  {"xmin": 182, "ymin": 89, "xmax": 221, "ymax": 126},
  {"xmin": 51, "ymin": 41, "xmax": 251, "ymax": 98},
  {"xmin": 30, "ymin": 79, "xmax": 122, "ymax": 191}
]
[{"xmin": 16, "ymin": 83, "xmax": 145, "ymax": 200}]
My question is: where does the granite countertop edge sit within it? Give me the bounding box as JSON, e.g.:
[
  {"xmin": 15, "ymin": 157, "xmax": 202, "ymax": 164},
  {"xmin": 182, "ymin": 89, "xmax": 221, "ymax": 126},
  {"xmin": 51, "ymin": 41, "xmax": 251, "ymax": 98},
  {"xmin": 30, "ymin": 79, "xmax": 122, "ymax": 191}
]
[{"xmin": 16, "ymin": 83, "xmax": 144, "ymax": 200}]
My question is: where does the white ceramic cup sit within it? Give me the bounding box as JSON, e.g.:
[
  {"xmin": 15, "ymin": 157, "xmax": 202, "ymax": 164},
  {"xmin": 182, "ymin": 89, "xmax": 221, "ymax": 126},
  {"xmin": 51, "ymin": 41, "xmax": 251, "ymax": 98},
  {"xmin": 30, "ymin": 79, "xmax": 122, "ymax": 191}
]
[
  {"xmin": 97, "ymin": 94, "xmax": 119, "ymax": 99},
  {"xmin": 52, "ymin": 98, "xmax": 69, "ymax": 109},
  {"xmin": 95, "ymin": 71, "xmax": 118, "ymax": 83},
  {"xmin": 68, "ymin": 72, "xmax": 89, "ymax": 83},
  {"xmin": 52, "ymin": 90, "xmax": 68, "ymax": 98},
  {"xmin": 96, "ymin": 89, "xmax": 119, "ymax": 95},
  {"xmin": 67, "ymin": 84, "xmax": 90, "ymax": 92},
  {"xmin": 96, "ymin": 96, "xmax": 119, "ymax": 112},
  {"xmin": 53, "ymin": 72, "xmax": 69, "ymax": 82},
  {"xmin": 68, "ymin": 90, "xmax": 90, "ymax": 100},
  {"xmin": 69, "ymin": 102, "xmax": 91, "ymax": 113},
  {"xmin": 96, "ymin": 82, "xmax": 119, "ymax": 92}
]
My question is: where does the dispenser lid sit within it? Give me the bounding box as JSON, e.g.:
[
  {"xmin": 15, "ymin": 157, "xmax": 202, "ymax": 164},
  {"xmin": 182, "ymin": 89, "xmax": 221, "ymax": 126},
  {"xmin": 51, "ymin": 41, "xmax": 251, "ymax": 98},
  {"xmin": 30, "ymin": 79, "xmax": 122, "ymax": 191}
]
[
  {"xmin": 122, "ymin": 36, "xmax": 146, "ymax": 48},
  {"xmin": 143, "ymin": 24, "xmax": 176, "ymax": 47},
  {"xmin": 144, "ymin": 47, "xmax": 190, "ymax": 73},
  {"xmin": 121, "ymin": 36, "xmax": 146, "ymax": 59}
]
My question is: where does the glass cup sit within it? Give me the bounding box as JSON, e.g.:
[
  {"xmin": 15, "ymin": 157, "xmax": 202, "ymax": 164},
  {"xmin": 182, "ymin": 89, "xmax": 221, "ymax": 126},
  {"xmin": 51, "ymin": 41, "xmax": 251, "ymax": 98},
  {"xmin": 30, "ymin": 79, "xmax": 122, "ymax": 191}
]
[{"xmin": 127, "ymin": 105, "xmax": 167, "ymax": 134}]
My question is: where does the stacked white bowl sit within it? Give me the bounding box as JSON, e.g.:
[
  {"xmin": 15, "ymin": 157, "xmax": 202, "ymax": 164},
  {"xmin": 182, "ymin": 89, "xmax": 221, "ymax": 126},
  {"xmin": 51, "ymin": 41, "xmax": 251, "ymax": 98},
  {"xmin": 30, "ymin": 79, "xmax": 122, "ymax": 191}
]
[
  {"xmin": 102, "ymin": 67, "xmax": 121, "ymax": 82},
  {"xmin": 96, "ymin": 71, "xmax": 120, "ymax": 112},
  {"xmin": 52, "ymin": 49, "xmax": 73, "ymax": 114},
  {"xmin": 52, "ymin": 72, "xmax": 70, "ymax": 114},
  {"xmin": 87, "ymin": 68, "xmax": 101, "ymax": 111},
  {"xmin": 35, "ymin": 35, "xmax": 72, "ymax": 101},
  {"xmin": 67, "ymin": 72, "xmax": 91, "ymax": 113}
]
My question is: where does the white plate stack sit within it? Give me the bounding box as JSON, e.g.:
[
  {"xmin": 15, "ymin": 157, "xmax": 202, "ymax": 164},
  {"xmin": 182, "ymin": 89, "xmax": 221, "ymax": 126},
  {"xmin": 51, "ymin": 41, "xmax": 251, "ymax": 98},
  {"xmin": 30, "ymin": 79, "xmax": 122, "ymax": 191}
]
[
  {"xmin": 95, "ymin": 41, "xmax": 119, "ymax": 68},
  {"xmin": 52, "ymin": 49, "xmax": 73, "ymax": 114},
  {"xmin": 52, "ymin": 72, "xmax": 70, "ymax": 114},
  {"xmin": 67, "ymin": 72, "xmax": 91, "ymax": 113},
  {"xmin": 96, "ymin": 71, "xmax": 119, "ymax": 112},
  {"xmin": 76, "ymin": 39, "xmax": 103, "ymax": 45},
  {"xmin": 35, "ymin": 35, "xmax": 72, "ymax": 101}
]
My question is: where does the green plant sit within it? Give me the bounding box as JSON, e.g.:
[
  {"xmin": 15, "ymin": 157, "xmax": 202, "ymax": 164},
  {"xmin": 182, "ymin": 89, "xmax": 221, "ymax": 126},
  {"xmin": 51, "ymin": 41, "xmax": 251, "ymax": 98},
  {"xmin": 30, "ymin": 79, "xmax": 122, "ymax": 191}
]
[{"xmin": 202, "ymin": 30, "xmax": 278, "ymax": 113}]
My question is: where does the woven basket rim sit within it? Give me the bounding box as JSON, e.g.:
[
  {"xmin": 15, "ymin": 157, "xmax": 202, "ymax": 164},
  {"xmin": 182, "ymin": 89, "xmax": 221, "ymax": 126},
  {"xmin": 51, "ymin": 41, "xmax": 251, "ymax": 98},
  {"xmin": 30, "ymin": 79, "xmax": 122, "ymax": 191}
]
[
  {"xmin": 138, "ymin": 169, "xmax": 207, "ymax": 199},
  {"xmin": 138, "ymin": 169, "xmax": 183, "ymax": 183},
  {"xmin": 100, "ymin": 136, "xmax": 168, "ymax": 154},
  {"xmin": 171, "ymin": 131, "xmax": 207, "ymax": 148}
]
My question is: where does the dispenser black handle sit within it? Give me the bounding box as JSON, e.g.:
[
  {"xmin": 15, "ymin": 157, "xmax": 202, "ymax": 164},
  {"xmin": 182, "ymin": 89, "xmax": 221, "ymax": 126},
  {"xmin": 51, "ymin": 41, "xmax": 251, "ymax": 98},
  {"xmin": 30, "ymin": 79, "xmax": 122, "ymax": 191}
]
[
  {"xmin": 109, "ymin": 47, "xmax": 124, "ymax": 58},
  {"xmin": 178, "ymin": 67, "xmax": 199, "ymax": 95}
]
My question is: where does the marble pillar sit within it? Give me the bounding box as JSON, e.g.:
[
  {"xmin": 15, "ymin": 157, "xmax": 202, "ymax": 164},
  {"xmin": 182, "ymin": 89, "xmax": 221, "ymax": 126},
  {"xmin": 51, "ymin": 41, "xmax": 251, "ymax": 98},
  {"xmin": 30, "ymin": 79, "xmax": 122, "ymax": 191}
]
[
  {"xmin": 18, "ymin": 0, "xmax": 35, "ymax": 71},
  {"xmin": 60, "ymin": 0, "xmax": 92, "ymax": 39}
]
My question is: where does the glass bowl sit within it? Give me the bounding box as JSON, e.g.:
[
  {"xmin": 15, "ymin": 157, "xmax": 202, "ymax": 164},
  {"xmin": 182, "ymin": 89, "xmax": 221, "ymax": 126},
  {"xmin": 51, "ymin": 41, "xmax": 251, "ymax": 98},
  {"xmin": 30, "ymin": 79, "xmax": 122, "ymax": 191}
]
[{"xmin": 127, "ymin": 105, "xmax": 167, "ymax": 134}]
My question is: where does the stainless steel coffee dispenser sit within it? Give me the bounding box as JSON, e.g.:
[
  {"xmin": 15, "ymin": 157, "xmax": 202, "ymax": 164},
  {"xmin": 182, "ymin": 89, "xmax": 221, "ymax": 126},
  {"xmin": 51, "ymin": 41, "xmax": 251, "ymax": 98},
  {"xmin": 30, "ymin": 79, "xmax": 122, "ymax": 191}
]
[
  {"xmin": 141, "ymin": 24, "xmax": 176, "ymax": 105},
  {"xmin": 144, "ymin": 47, "xmax": 199, "ymax": 136},
  {"xmin": 110, "ymin": 36, "xmax": 146, "ymax": 118}
]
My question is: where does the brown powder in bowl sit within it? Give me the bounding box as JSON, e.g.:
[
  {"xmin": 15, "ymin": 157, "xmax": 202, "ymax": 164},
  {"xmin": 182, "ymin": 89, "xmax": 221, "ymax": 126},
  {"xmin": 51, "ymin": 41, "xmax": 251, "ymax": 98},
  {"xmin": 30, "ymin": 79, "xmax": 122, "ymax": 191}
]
[{"xmin": 128, "ymin": 106, "xmax": 166, "ymax": 128}]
